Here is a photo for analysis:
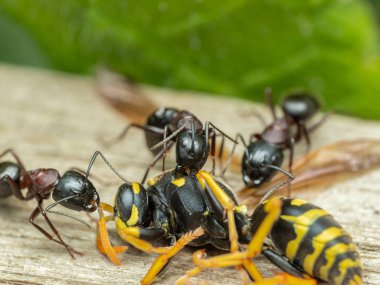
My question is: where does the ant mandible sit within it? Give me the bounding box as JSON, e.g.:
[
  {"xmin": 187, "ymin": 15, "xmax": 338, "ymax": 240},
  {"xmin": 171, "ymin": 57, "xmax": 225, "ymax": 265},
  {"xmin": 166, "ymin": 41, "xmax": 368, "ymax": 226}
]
[{"xmin": 0, "ymin": 149, "xmax": 99, "ymax": 258}]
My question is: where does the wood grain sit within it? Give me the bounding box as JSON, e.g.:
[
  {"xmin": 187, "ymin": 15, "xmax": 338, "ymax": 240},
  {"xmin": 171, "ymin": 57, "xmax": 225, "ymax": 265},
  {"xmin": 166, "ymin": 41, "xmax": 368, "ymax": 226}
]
[{"xmin": 0, "ymin": 64, "xmax": 379, "ymax": 285}]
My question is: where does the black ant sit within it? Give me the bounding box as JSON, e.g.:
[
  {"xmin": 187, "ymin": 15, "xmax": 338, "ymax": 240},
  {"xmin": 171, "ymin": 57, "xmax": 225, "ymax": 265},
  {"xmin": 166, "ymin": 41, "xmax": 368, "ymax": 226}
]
[
  {"xmin": 0, "ymin": 149, "xmax": 99, "ymax": 258},
  {"xmin": 224, "ymin": 88, "xmax": 329, "ymax": 190},
  {"xmin": 105, "ymin": 107, "xmax": 236, "ymax": 182}
]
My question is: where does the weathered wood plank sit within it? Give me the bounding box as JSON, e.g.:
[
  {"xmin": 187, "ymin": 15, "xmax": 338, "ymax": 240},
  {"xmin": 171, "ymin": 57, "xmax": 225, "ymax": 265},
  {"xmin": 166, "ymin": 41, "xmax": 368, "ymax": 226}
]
[{"xmin": 0, "ymin": 64, "xmax": 379, "ymax": 284}]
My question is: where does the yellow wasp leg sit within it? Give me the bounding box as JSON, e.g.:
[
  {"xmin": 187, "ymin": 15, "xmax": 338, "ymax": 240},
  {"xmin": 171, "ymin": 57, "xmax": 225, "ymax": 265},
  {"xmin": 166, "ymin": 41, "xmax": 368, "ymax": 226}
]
[
  {"xmin": 97, "ymin": 203, "xmax": 125, "ymax": 266},
  {"xmin": 141, "ymin": 227, "xmax": 204, "ymax": 285},
  {"xmin": 197, "ymin": 170, "xmax": 239, "ymax": 253},
  {"xmin": 115, "ymin": 217, "xmax": 171, "ymax": 254},
  {"xmin": 247, "ymin": 197, "xmax": 282, "ymax": 258},
  {"xmin": 176, "ymin": 198, "xmax": 283, "ymax": 283}
]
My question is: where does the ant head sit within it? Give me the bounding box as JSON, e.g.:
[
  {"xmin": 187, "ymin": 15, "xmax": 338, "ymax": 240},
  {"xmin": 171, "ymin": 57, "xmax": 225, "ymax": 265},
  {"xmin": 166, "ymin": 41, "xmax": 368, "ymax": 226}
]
[
  {"xmin": 242, "ymin": 140, "xmax": 284, "ymax": 187},
  {"xmin": 52, "ymin": 170, "xmax": 99, "ymax": 212},
  {"xmin": 176, "ymin": 131, "xmax": 209, "ymax": 175},
  {"xmin": 27, "ymin": 168, "xmax": 60, "ymax": 197},
  {"xmin": 171, "ymin": 110, "xmax": 203, "ymax": 133},
  {"xmin": 281, "ymin": 92, "xmax": 320, "ymax": 121},
  {"xmin": 147, "ymin": 107, "xmax": 179, "ymax": 128}
]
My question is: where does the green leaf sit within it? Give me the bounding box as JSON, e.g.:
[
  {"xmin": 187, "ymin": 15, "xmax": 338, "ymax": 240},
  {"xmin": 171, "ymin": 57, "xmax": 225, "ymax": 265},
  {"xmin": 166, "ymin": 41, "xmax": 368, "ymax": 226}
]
[{"xmin": 0, "ymin": 0, "xmax": 379, "ymax": 119}]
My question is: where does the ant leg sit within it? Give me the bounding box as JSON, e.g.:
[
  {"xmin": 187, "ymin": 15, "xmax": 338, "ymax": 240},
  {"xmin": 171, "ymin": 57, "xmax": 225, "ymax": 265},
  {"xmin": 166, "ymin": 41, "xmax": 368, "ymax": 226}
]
[
  {"xmin": 101, "ymin": 123, "xmax": 164, "ymax": 147},
  {"xmin": 265, "ymin": 87, "xmax": 277, "ymax": 121},
  {"xmin": 217, "ymin": 135, "xmax": 225, "ymax": 175},
  {"xmin": 210, "ymin": 130, "xmax": 216, "ymax": 175},
  {"xmin": 221, "ymin": 133, "xmax": 248, "ymax": 177},
  {"xmin": 308, "ymin": 111, "xmax": 332, "ymax": 133},
  {"xmin": 141, "ymin": 140, "xmax": 174, "ymax": 184},
  {"xmin": 287, "ymin": 138, "xmax": 295, "ymax": 198},
  {"xmin": 162, "ymin": 125, "xmax": 170, "ymax": 172},
  {"xmin": 0, "ymin": 149, "xmax": 27, "ymax": 172},
  {"xmin": 300, "ymin": 122, "xmax": 312, "ymax": 153},
  {"xmin": 29, "ymin": 201, "xmax": 81, "ymax": 258},
  {"xmin": 141, "ymin": 227, "xmax": 204, "ymax": 285},
  {"xmin": 1, "ymin": 176, "xmax": 29, "ymax": 200}
]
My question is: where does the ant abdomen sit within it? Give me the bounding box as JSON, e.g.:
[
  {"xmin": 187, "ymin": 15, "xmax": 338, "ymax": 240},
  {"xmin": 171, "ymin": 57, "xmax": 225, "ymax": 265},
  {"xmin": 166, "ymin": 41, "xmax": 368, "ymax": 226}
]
[
  {"xmin": 0, "ymin": 161, "xmax": 21, "ymax": 198},
  {"xmin": 281, "ymin": 92, "xmax": 320, "ymax": 122}
]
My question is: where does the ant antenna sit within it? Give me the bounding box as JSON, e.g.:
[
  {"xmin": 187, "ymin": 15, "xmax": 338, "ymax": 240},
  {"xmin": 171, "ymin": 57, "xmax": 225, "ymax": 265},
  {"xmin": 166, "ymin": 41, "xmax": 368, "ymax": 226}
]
[
  {"xmin": 45, "ymin": 195, "xmax": 79, "ymax": 212},
  {"xmin": 204, "ymin": 121, "xmax": 237, "ymax": 144},
  {"xmin": 258, "ymin": 165, "xmax": 295, "ymax": 204},
  {"xmin": 46, "ymin": 210, "xmax": 91, "ymax": 229},
  {"xmin": 150, "ymin": 119, "xmax": 193, "ymax": 150},
  {"xmin": 86, "ymin": 151, "xmax": 129, "ymax": 183}
]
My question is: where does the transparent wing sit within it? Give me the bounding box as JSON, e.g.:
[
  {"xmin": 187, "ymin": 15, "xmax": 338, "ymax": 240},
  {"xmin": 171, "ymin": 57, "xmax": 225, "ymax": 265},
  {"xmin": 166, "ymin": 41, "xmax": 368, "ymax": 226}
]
[
  {"xmin": 96, "ymin": 68, "xmax": 157, "ymax": 125},
  {"xmin": 238, "ymin": 139, "xmax": 380, "ymax": 207}
]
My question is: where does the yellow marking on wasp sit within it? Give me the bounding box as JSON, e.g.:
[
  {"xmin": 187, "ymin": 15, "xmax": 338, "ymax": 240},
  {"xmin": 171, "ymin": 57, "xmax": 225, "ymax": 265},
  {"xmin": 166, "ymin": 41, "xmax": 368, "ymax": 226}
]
[
  {"xmin": 235, "ymin": 205, "xmax": 248, "ymax": 215},
  {"xmin": 126, "ymin": 204, "xmax": 139, "ymax": 226},
  {"xmin": 281, "ymin": 209, "xmax": 330, "ymax": 260},
  {"xmin": 333, "ymin": 258, "xmax": 362, "ymax": 285},
  {"xmin": 132, "ymin": 182, "xmax": 140, "ymax": 194},
  {"xmin": 172, "ymin": 177, "xmax": 186, "ymax": 187},
  {"xmin": 319, "ymin": 242, "xmax": 358, "ymax": 280},
  {"xmin": 303, "ymin": 227, "xmax": 348, "ymax": 275},
  {"xmin": 291, "ymin": 198, "xmax": 308, "ymax": 206},
  {"xmin": 203, "ymin": 211, "xmax": 209, "ymax": 216},
  {"xmin": 196, "ymin": 173, "xmax": 206, "ymax": 189},
  {"xmin": 148, "ymin": 175, "xmax": 161, "ymax": 186},
  {"xmin": 116, "ymin": 217, "xmax": 140, "ymax": 237},
  {"xmin": 353, "ymin": 274, "xmax": 362, "ymax": 285}
]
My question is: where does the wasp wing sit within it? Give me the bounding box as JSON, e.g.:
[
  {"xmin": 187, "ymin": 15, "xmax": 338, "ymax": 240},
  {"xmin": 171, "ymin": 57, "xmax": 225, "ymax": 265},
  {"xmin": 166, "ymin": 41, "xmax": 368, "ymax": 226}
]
[
  {"xmin": 96, "ymin": 68, "xmax": 157, "ymax": 125},
  {"xmin": 238, "ymin": 139, "xmax": 380, "ymax": 207}
]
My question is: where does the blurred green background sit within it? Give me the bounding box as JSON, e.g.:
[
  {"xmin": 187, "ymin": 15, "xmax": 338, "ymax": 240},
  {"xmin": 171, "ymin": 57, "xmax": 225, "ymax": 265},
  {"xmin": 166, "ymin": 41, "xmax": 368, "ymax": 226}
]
[{"xmin": 0, "ymin": 0, "xmax": 379, "ymax": 119}]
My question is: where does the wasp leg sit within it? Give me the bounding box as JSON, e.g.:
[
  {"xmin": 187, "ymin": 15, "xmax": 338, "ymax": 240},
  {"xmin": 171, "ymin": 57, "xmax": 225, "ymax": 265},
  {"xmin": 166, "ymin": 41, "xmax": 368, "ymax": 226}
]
[
  {"xmin": 262, "ymin": 248, "xmax": 305, "ymax": 278},
  {"xmin": 141, "ymin": 227, "xmax": 204, "ymax": 285},
  {"xmin": 197, "ymin": 170, "xmax": 239, "ymax": 253},
  {"xmin": 115, "ymin": 217, "xmax": 171, "ymax": 254},
  {"xmin": 96, "ymin": 214, "xmax": 128, "ymax": 255},
  {"xmin": 97, "ymin": 203, "xmax": 126, "ymax": 266},
  {"xmin": 177, "ymin": 197, "xmax": 282, "ymax": 283}
]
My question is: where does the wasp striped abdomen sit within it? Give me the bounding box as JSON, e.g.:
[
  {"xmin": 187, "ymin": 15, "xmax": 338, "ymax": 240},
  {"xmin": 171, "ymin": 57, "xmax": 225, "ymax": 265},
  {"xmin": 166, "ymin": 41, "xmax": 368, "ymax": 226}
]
[{"xmin": 269, "ymin": 198, "xmax": 363, "ymax": 285}]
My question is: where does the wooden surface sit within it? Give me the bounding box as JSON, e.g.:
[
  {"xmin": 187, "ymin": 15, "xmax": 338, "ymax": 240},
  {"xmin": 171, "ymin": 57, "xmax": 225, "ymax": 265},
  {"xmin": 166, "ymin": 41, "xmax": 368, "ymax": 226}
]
[{"xmin": 0, "ymin": 64, "xmax": 379, "ymax": 285}]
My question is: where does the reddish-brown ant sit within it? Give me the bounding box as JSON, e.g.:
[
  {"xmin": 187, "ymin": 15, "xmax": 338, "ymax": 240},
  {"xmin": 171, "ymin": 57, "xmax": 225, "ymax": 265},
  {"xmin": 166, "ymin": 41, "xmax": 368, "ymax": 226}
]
[
  {"xmin": 0, "ymin": 149, "xmax": 99, "ymax": 258},
  {"xmin": 224, "ymin": 88, "xmax": 330, "ymax": 190}
]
